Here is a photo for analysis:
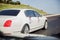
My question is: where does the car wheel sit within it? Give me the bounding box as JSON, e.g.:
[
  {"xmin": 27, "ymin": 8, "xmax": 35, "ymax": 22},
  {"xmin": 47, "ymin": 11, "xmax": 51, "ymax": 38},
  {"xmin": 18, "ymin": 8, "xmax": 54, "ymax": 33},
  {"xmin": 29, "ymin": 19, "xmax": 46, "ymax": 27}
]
[
  {"xmin": 21, "ymin": 25, "xmax": 29, "ymax": 34},
  {"xmin": 42, "ymin": 21, "xmax": 48, "ymax": 30}
]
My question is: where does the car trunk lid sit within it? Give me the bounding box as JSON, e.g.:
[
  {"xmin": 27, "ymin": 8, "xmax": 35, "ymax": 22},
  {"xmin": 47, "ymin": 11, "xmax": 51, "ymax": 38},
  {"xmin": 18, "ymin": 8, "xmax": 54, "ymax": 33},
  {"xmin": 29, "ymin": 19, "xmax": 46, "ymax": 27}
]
[{"xmin": 0, "ymin": 16, "xmax": 15, "ymax": 27}]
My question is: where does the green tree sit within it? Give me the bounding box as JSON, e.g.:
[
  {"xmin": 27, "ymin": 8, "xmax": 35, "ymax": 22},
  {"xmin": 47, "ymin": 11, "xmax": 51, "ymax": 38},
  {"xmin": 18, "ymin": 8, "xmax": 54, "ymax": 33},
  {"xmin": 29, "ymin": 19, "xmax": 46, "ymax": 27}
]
[
  {"xmin": 15, "ymin": 1, "xmax": 21, "ymax": 5},
  {"xmin": 3, "ymin": 0, "xmax": 7, "ymax": 3},
  {"xmin": 1, "ymin": 0, "xmax": 12, "ymax": 3},
  {"xmin": 9, "ymin": 1, "xmax": 15, "ymax": 5},
  {"xmin": 0, "ymin": 0, "xmax": 3, "ymax": 3},
  {"xmin": 6, "ymin": 0, "xmax": 12, "ymax": 4}
]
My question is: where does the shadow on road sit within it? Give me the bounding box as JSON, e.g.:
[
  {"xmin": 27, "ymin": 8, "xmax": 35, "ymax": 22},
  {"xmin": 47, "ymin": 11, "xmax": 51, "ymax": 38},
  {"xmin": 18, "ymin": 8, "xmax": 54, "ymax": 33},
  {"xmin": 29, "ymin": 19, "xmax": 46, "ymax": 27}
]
[{"xmin": 51, "ymin": 33, "xmax": 60, "ymax": 38}]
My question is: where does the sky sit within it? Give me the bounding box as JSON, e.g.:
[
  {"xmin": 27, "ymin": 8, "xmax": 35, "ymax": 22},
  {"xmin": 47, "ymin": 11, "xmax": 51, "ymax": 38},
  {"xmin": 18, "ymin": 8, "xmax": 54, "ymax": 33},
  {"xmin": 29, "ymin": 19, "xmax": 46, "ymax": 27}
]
[{"xmin": 13, "ymin": 0, "xmax": 60, "ymax": 14}]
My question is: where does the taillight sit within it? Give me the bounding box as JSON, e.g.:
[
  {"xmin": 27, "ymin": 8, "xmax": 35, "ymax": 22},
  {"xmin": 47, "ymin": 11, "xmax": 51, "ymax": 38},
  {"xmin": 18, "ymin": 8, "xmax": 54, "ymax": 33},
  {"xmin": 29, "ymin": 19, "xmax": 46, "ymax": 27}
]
[{"xmin": 4, "ymin": 20, "xmax": 12, "ymax": 27}]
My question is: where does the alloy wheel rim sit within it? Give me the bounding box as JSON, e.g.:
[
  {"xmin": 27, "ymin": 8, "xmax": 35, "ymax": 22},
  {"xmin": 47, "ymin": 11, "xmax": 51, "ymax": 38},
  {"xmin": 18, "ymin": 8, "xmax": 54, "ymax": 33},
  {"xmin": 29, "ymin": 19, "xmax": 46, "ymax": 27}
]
[{"xmin": 24, "ymin": 26, "xmax": 29, "ymax": 34}]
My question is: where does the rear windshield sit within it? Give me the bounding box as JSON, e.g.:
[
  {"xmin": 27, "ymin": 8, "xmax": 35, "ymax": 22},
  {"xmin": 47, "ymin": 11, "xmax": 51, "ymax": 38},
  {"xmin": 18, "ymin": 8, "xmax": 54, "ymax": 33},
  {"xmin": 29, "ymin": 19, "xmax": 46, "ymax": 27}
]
[{"xmin": 0, "ymin": 10, "xmax": 20, "ymax": 16}]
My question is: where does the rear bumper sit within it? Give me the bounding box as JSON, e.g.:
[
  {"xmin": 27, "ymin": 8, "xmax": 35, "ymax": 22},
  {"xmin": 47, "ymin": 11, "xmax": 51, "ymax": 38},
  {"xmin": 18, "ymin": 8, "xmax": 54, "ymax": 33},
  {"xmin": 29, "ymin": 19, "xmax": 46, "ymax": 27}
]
[
  {"xmin": 0, "ymin": 31, "xmax": 22, "ymax": 37},
  {"xmin": 0, "ymin": 27, "xmax": 22, "ymax": 36}
]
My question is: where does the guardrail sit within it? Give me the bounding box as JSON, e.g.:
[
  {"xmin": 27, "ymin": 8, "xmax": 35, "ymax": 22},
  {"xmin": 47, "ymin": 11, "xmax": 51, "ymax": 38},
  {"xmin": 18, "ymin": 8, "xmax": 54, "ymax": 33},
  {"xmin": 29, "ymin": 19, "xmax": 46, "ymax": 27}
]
[{"xmin": 45, "ymin": 14, "xmax": 60, "ymax": 17}]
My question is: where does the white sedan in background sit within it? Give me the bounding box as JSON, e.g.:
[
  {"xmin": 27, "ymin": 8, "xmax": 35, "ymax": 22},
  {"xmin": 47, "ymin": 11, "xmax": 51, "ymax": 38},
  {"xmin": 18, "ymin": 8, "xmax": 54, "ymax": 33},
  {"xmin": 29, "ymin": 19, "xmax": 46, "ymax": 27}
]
[{"xmin": 0, "ymin": 9, "xmax": 47, "ymax": 36}]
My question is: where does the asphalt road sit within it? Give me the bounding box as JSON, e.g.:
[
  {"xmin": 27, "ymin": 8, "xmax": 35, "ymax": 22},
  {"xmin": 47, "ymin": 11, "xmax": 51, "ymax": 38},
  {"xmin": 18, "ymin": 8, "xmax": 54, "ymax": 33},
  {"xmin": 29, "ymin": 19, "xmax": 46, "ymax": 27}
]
[{"xmin": 31, "ymin": 15, "xmax": 60, "ymax": 38}]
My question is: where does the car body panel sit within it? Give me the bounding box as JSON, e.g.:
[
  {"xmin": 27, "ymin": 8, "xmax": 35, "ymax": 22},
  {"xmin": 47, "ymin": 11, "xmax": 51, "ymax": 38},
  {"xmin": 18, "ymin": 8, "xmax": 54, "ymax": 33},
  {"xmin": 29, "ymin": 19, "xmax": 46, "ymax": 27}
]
[{"xmin": 0, "ymin": 9, "xmax": 47, "ymax": 36}]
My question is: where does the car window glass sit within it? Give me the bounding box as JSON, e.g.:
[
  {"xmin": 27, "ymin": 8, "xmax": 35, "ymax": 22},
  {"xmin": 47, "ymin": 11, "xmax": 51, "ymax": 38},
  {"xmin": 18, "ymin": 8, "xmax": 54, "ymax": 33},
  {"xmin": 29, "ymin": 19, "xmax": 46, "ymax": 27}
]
[
  {"xmin": 0, "ymin": 10, "xmax": 20, "ymax": 16},
  {"xmin": 25, "ymin": 10, "xmax": 35, "ymax": 17},
  {"xmin": 34, "ymin": 11, "xmax": 41, "ymax": 17}
]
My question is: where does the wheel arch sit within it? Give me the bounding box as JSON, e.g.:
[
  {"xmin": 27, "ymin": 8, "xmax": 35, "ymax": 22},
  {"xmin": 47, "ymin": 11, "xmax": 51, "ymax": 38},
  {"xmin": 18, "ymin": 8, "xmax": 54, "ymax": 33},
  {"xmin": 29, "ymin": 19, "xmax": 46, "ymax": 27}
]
[
  {"xmin": 21, "ymin": 23, "xmax": 30, "ymax": 33},
  {"xmin": 24, "ymin": 23, "xmax": 30, "ymax": 30},
  {"xmin": 46, "ymin": 20, "xmax": 47, "ymax": 22}
]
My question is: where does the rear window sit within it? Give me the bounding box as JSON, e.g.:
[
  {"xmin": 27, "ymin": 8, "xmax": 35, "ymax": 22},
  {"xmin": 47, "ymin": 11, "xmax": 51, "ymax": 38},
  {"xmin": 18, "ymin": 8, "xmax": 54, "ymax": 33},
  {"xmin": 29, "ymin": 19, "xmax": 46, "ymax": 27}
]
[{"xmin": 0, "ymin": 10, "xmax": 20, "ymax": 16}]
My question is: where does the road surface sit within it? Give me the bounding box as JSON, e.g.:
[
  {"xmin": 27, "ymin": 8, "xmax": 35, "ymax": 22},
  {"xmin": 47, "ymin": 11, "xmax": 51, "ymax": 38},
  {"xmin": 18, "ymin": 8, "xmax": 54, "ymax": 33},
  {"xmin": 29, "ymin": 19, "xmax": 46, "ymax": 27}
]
[{"xmin": 31, "ymin": 15, "xmax": 60, "ymax": 38}]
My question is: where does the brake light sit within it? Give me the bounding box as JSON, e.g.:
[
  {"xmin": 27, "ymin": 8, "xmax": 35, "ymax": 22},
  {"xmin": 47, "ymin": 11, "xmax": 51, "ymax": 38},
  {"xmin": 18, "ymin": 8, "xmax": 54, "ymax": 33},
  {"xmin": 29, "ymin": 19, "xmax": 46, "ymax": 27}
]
[{"xmin": 4, "ymin": 20, "xmax": 12, "ymax": 27}]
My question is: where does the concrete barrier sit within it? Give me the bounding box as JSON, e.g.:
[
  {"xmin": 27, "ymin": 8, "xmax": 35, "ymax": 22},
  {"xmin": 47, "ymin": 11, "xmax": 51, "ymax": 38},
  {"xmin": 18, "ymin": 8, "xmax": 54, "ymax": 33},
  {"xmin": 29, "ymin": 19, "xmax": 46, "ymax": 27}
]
[
  {"xmin": 45, "ymin": 14, "xmax": 60, "ymax": 17},
  {"xmin": 45, "ymin": 14, "xmax": 60, "ymax": 23}
]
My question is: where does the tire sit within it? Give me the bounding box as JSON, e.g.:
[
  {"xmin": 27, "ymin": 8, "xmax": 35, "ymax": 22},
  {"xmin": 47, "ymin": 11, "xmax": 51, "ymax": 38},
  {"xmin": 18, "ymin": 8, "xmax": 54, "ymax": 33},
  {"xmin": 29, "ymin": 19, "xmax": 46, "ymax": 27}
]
[
  {"xmin": 42, "ymin": 21, "xmax": 48, "ymax": 30},
  {"xmin": 21, "ymin": 25, "xmax": 29, "ymax": 34}
]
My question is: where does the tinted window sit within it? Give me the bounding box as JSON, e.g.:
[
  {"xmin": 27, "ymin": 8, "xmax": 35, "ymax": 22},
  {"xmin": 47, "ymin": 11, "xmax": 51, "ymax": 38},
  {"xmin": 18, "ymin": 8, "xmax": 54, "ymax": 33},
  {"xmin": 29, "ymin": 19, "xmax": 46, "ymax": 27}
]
[
  {"xmin": 0, "ymin": 10, "xmax": 20, "ymax": 16},
  {"xmin": 34, "ymin": 11, "xmax": 41, "ymax": 17},
  {"xmin": 25, "ymin": 10, "xmax": 35, "ymax": 17}
]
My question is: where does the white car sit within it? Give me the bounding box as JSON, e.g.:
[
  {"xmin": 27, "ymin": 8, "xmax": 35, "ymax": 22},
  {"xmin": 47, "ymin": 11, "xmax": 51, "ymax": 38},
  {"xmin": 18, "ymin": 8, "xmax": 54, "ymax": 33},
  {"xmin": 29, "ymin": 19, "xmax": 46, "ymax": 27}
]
[{"xmin": 0, "ymin": 9, "xmax": 47, "ymax": 36}]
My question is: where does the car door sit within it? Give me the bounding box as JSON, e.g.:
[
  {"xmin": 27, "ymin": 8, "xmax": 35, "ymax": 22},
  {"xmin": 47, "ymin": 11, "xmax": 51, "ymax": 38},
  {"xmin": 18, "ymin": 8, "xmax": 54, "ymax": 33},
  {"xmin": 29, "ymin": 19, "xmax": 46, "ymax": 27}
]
[
  {"xmin": 25, "ymin": 10, "xmax": 38, "ymax": 29},
  {"xmin": 34, "ymin": 11, "xmax": 43, "ymax": 28}
]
